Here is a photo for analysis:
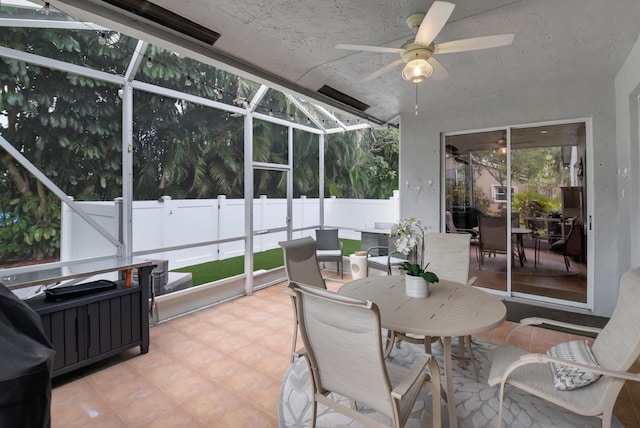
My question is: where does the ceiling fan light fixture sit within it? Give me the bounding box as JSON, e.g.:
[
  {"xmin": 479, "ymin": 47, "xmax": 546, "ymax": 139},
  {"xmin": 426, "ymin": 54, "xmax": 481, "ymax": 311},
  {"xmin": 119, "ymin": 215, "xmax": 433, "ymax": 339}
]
[
  {"xmin": 498, "ymin": 137, "xmax": 507, "ymax": 154},
  {"xmin": 402, "ymin": 58, "xmax": 433, "ymax": 83}
]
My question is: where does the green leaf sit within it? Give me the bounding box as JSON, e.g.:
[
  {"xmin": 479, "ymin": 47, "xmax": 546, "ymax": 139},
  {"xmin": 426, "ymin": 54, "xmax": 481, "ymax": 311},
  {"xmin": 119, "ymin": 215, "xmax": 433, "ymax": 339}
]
[{"xmin": 421, "ymin": 272, "xmax": 439, "ymax": 283}]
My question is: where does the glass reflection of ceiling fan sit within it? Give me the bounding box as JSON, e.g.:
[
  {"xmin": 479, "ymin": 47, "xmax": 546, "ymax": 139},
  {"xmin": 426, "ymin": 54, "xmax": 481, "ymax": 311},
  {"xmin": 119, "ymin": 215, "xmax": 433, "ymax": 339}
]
[{"xmin": 336, "ymin": 1, "xmax": 515, "ymax": 83}]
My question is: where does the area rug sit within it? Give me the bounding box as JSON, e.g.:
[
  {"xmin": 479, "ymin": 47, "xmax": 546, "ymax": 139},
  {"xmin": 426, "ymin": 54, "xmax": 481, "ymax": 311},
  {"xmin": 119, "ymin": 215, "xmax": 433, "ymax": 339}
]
[
  {"xmin": 470, "ymin": 252, "xmax": 578, "ymax": 277},
  {"xmin": 278, "ymin": 335, "xmax": 620, "ymax": 427}
]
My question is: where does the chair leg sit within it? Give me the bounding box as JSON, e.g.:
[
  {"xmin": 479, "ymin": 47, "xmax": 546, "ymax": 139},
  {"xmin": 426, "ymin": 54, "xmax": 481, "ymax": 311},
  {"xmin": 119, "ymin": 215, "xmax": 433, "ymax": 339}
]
[
  {"xmin": 465, "ymin": 335, "xmax": 478, "ymax": 382},
  {"xmin": 497, "ymin": 383, "xmax": 506, "ymax": 428},
  {"xmin": 291, "ymin": 321, "xmax": 298, "ymax": 362},
  {"xmin": 311, "ymin": 397, "xmax": 318, "ymax": 428}
]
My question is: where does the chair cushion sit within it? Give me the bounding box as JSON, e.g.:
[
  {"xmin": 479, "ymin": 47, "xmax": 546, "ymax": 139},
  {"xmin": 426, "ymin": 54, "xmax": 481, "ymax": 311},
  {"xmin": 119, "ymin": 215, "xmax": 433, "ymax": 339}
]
[
  {"xmin": 316, "ymin": 250, "xmax": 342, "ymax": 257},
  {"xmin": 367, "ymin": 256, "xmax": 406, "ymax": 266},
  {"xmin": 547, "ymin": 340, "xmax": 600, "ymax": 391}
]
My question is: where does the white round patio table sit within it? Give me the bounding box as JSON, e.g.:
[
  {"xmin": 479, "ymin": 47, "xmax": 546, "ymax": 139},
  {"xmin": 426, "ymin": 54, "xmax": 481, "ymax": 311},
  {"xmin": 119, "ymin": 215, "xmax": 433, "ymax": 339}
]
[{"xmin": 339, "ymin": 275, "xmax": 506, "ymax": 428}]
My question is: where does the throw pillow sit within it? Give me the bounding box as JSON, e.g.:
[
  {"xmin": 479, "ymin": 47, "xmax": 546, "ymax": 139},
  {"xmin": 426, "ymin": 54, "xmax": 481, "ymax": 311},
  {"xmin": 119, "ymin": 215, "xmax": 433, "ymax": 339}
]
[{"xmin": 547, "ymin": 339, "xmax": 600, "ymax": 391}]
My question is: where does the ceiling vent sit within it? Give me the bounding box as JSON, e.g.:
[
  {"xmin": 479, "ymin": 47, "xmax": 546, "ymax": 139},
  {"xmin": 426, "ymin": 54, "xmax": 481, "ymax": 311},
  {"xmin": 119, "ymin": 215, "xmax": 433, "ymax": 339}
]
[
  {"xmin": 317, "ymin": 85, "xmax": 369, "ymax": 112},
  {"xmin": 100, "ymin": 0, "xmax": 220, "ymax": 45}
]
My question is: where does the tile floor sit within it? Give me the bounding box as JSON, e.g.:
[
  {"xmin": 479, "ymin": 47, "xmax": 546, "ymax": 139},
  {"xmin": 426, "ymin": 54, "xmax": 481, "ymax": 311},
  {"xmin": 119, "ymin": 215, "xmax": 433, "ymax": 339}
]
[{"xmin": 50, "ymin": 273, "xmax": 640, "ymax": 427}]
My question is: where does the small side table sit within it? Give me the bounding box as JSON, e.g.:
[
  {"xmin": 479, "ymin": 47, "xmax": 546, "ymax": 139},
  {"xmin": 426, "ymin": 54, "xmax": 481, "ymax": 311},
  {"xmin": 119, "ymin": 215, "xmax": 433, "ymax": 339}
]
[{"xmin": 349, "ymin": 253, "xmax": 367, "ymax": 280}]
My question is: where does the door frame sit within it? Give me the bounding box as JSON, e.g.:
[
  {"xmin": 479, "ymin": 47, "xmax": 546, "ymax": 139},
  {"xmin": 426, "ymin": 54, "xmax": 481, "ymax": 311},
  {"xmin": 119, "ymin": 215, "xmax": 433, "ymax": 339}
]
[{"xmin": 441, "ymin": 117, "xmax": 593, "ymax": 310}]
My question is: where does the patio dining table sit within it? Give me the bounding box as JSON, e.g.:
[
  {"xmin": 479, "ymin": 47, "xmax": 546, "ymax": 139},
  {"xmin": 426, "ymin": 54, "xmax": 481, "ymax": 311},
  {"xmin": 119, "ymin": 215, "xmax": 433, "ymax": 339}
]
[{"xmin": 339, "ymin": 275, "xmax": 506, "ymax": 428}]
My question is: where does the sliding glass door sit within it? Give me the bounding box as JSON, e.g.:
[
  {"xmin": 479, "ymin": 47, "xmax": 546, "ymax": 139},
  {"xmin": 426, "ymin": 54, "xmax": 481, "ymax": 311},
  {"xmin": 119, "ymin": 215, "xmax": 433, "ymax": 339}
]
[
  {"xmin": 445, "ymin": 129, "xmax": 508, "ymax": 293},
  {"xmin": 444, "ymin": 121, "xmax": 588, "ymax": 306}
]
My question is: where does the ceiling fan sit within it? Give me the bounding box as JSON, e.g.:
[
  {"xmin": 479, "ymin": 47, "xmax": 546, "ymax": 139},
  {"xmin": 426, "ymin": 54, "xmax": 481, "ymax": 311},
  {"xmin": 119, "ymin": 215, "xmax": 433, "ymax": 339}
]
[{"xmin": 335, "ymin": 1, "xmax": 515, "ymax": 83}]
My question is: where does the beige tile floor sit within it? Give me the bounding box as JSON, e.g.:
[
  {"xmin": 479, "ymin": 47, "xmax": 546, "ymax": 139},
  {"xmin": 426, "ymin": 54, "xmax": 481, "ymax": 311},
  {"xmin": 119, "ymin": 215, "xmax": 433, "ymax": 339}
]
[{"xmin": 51, "ymin": 272, "xmax": 640, "ymax": 427}]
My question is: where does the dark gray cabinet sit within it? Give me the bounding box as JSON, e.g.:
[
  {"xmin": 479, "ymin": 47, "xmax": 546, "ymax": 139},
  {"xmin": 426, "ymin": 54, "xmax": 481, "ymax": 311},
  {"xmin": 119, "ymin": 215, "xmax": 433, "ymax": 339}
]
[{"xmin": 26, "ymin": 265, "xmax": 152, "ymax": 378}]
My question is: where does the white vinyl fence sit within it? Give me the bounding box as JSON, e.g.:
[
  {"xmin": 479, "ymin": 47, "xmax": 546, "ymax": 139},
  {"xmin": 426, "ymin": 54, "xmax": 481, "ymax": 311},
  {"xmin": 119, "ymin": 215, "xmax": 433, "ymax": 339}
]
[{"xmin": 61, "ymin": 192, "xmax": 399, "ymax": 270}]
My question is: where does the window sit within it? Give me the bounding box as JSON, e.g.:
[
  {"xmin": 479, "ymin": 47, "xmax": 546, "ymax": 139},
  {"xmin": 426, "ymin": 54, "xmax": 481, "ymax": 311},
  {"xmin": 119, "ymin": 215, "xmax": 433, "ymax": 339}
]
[{"xmin": 492, "ymin": 185, "xmax": 516, "ymax": 202}]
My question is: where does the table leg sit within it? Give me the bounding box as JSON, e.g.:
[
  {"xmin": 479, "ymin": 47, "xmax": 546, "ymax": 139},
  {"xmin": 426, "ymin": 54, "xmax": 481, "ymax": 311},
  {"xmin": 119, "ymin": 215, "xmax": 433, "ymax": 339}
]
[
  {"xmin": 517, "ymin": 235, "xmax": 525, "ymax": 265},
  {"xmin": 384, "ymin": 330, "xmax": 396, "ymax": 358},
  {"xmin": 443, "ymin": 337, "xmax": 458, "ymax": 428}
]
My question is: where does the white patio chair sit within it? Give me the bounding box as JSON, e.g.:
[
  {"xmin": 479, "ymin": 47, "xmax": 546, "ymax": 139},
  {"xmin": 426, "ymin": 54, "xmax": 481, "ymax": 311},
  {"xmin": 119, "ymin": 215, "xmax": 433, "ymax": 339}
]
[
  {"xmin": 488, "ymin": 266, "xmax": 640, "ymax": 428},
  {"xmin": 395, "ymin": 232, "xmax": 479, "ymax": 380},
  {"xmin": 315, "ymin": 229, "xmax": 344, "ymax": 278},
  {"xmin": 278, "ymin": 237, "xmax": 326, "ymax": 361},
  {"xmin": 292, "ymin": 283, "xmax": 441, "ymax": 428},
  {"xmin": 366, "ymin": 235, "xmax": 409, "ymax": 276}
]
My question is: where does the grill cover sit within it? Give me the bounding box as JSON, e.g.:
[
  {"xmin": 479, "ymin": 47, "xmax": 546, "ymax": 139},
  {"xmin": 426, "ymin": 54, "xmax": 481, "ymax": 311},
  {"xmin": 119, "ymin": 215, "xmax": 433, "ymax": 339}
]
[{"xmin": 0, "ymin": 283, "xmax": 55, "ymax": 428}]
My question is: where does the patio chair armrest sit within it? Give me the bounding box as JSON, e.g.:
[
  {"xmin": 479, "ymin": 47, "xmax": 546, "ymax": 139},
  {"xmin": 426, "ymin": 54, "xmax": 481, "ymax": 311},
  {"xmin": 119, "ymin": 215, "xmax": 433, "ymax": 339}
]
[
  {"xmin": 455, "ymin": 228, "xmax": 478, "ymax": 237},
  {"xmin": 500, "ymin": 353, "xmax": 640, "ymax": 384},
  {"xmin": 282, "ymin": 285, "xmax": 295, "ymax": 296},
  {"xmin": 390, "ymin": 354, "xmax": 439, "ymax": 399},
  {"xmin": 366, "ymin": 246, "xmax": 388, "ymax": 257},
  {"xmin": 387, "ymin": 251, "xmax": 406, "ymax": 263},
  {"xmin": 292, "ymin": 347, "xmax": 307, "ymax": 359},
  {"xmin": 506, "ymin": 317, "xmax": 602, "ymax": 342}
]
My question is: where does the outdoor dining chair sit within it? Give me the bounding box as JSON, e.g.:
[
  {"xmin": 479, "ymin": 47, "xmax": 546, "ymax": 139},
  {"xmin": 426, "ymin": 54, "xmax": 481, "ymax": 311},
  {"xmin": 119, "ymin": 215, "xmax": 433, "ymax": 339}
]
[
  {"xmin": 488, "ymin": 266, "xmax": 640, "ymax": 428},
  {"xmin": 278, "ymin": 236, "xmax": 326, "ymax": 361},
  {"xmin": 315, "ymin": 229, "xmax": 344, "ymax": 279},
  {"xmin": 548, "ymin": 217, "xmax": 584, "ymax": 271},
  {"xmin": 445, "ymin": 210, "xmax": 479, "ymax": 245},
  {"xmin": 395, "ymin": 232, "xmax": 479, "ymax": 380},
  {"xmin": 292, "ymin": 282, "xmax": 442, "ymax": 428},
  {"xmin": 366, "ymin": 235, "xmax": 409, "ymax": 276},
  {"xmin": 477, "ymin": 215, "xmax": 520, "ymax": 268}
]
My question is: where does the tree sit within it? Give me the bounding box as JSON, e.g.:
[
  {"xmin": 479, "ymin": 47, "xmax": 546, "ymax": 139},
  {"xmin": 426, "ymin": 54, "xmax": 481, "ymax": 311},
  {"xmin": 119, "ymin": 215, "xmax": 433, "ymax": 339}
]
[
  {"xmin": 325, "ymin": 127, "xmax": 399, "ymax": 199},
  {"xmin": 0, "ymin": 19, "xmax": 129, "ymax": 260},
  {"xmin": 0, "ymin": 12, "xmax": 400, "ymax": 263}
]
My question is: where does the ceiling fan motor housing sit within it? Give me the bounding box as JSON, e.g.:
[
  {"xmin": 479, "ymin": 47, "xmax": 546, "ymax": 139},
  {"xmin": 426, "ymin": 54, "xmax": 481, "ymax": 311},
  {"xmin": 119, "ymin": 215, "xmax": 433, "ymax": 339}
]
[
  {"xmin": 401, "ymin": 41, "xmax": 434, "ymax": 82},
  {"xmin": 400, "ymin": 41, "xmax": 433, "ymax": 63}
]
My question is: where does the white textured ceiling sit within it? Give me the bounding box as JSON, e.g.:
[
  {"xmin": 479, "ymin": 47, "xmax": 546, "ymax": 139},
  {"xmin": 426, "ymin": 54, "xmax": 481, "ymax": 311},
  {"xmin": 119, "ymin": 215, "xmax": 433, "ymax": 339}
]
[{"xmin": 71, "ymin": 0, "xmax": 640, "ymax": 124}]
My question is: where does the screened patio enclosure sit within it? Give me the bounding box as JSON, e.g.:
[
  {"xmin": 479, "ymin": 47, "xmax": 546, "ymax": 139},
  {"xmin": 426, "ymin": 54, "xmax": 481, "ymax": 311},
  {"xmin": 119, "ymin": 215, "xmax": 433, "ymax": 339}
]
[{"xmin": 0, "ymin": 1, "xmax": 395, "ymax": 312}]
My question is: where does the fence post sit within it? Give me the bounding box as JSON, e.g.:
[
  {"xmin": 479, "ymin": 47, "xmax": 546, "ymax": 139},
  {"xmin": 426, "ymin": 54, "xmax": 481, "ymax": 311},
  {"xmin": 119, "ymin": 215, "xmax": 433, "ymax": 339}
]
[
  {"xmin": 60, "ymin": 196, "xmax": 74, "ymax": 262},
  {"xmin": 217, "ymin": 195, "xmax": 226, "ymax": 261},
  {"xmin": 256, "ymin": 195, "xmax": 268, "ymax": 252},
  {"xmin": 114, "ymin": 197, "xmax": 123, "ymax": 258},
  {"xmin": 299, "ymin": 195, "xmax": 306, "ymax": 237},
  {"xmin": 159, "ymin": 196, "xmax": 172, "ymax": 262}
]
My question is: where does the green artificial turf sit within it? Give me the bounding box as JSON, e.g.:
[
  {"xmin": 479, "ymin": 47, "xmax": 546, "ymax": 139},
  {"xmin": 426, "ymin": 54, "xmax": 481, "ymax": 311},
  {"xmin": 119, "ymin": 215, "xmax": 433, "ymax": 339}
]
[{"xmin": 173, "ymin": 238, "xmax": 361, "ymax": 287}]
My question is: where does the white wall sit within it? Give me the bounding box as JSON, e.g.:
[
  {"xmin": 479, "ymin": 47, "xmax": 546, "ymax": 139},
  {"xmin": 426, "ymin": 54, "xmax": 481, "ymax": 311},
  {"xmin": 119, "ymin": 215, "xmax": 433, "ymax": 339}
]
[
  {"xmin": 400, "ymin": 78, "xmax": 620, "ymax": 316},
  {"xmin": 324, "ymin": 192, "xmax": 400, "ymax": 240},
  {"xmin": 615, "ymin": 34, "xmax": 640, "ymax": 275}
]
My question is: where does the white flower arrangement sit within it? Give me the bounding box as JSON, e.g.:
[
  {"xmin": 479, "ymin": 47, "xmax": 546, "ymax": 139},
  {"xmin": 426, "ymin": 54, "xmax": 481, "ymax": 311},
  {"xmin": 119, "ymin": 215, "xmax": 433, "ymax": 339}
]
[
  {"xmin": 391, "ymin": 217, "xmax": 425, "ymax": 257},
  {"xmin": 391, "ymin": 217, "xmax": 438, "ymax": 283}
]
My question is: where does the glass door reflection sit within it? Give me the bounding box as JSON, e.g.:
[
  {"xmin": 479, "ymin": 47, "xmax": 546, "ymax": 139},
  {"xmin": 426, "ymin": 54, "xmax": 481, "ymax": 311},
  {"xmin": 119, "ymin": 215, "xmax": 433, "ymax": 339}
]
[
  {"xmin": 445, "ymin": 130, "xmax": 509, "ymax": 293},
  {"xmin": 444, "ymin": 122, "xmax": 588, "ymax": 303}
]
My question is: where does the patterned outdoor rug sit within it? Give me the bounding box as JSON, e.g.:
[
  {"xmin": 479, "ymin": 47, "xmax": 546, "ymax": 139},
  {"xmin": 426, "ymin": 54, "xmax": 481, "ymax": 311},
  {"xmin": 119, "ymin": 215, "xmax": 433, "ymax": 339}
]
[
  {"xmin": 470, "ymin": 252, "xmax": 579, "ymax": 277},
  {"xmin": 279, "ymin": 336, "xmax": 620, "ymax": 427}
]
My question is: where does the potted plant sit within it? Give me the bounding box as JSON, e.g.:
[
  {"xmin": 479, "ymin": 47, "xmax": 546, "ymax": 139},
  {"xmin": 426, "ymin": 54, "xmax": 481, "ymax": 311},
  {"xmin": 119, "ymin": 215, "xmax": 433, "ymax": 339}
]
[
  {"xmin": 400, "ymin": 261, "xmax": 439, "ymax": 283},
  {"xmin": 391, "ymin": 217, "xmax": 439, "ymax": 297}
]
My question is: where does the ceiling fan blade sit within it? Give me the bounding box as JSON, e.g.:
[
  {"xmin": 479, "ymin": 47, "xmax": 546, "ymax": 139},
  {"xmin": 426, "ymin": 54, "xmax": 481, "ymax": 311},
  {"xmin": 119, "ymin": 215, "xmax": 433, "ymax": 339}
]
[
  {"xmin": 361, "ymin": 58, "xmax": 404, "ymax": 82},
  {"xmin": 415, "ymin": 1, "xmax": 456, "ymax": 47},
  {"xmin": 427, "ymin": 57, "xmax": 449, "ymax": 81},
  {"xmin": 335, "ymin": 44, "xmax": 402, "ymax": 54},
  {"xmin": 434, "ymin": 34, "xmax": 515, "ymax": 54}
]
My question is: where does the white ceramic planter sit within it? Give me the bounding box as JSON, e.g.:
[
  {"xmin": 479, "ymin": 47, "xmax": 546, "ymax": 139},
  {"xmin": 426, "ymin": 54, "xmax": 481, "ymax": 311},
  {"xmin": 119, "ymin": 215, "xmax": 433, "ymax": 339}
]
[{"xmin": 405, "ymin": 273, "xmax": 429, "ymax": 298}]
